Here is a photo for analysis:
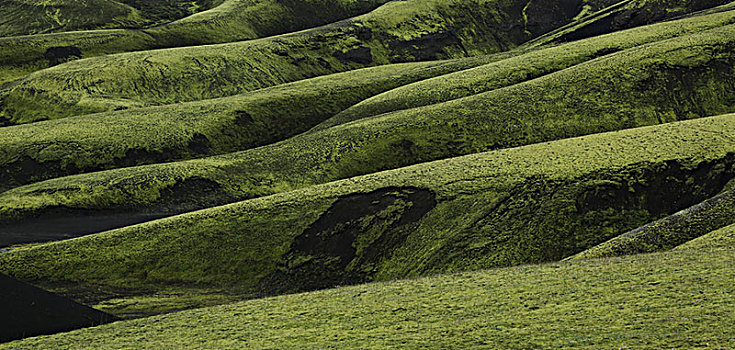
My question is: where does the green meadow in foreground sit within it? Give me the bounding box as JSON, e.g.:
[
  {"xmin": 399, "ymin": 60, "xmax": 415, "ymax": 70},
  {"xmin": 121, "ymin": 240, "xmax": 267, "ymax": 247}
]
[
  {"xmin": 2, "ymin": 115, "xmax": 734, "ymax": 315},
  {"xmin": 2, "ymin": 237, "xmax": 732, "ymax": 349}
]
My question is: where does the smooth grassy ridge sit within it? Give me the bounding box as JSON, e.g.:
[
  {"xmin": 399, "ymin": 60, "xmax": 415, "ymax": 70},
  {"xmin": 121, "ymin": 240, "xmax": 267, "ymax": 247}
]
[
  {"xmin": 316, "ymin": 8, "xmax": 735, "ymax": 129},
  {"xmin": 570, "ymin": 187, "xmax": 735, "ymax": 260},
  {"xmin": 0, "ymin": 0, "xmax": 596, "ymax": 124},
  {"xmin": 0, "ymin": 55, "xmax": 505, "ymax": 191},
  {"xmin": 522, "ymin": 0, "xmax": 735, "ymax": 48},
  {"xmin": 2, "ymin": 23, "xmax": 734, "ymax": 226},
  {"xmin": 2, "ymin": 115, "xmax": 734, "ymax": 309},
  {"xmin": 2, "ymin": 232, "xmax": 734, "ymax": 348},
  {"xmin": 7, "ymin": 6, "xmax": 731, "ymax": 191},
  {"xmin": 0, "ymin": 0, "xmax": 390, "ymax": 86}
]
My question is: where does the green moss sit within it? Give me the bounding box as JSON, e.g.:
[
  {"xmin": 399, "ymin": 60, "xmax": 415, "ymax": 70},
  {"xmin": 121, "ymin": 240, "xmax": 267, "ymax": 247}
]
[
  {"xmin": 2, "ymin": 233, "xmax": 734, "ymax": 348},
  {"xmin": 3, "ymin": 23, "xmax": 734, "ymax": 227},
  {"xmin": 570, "ymin": 186, "xmax": 735, "ymax": 260},
  {"xmin": 0, "ymin": 55, "xmax": 502, "ymax": 191},
  {"xmin": 317, "ymin": 9, "xmax": 735, "ymax": 128},
  {"xmin": 2, "ymin": 115, "xmax": 735, "ymax": 308},
  {"xmin": 0, "ymin": 0, "xmax": 600, "ymax": 124}
]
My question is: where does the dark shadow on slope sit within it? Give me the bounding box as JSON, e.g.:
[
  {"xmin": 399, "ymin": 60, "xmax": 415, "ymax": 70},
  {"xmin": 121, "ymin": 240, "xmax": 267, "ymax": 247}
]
[
  {"xmin": 262, "ymin": 187, "xmax": 436, "ymax": 294},
  {"xmin": 572, "ymin": 186, "xmax": 735, "ymax": 259},
  {"xmin": 0, "ymin": 177, "xmax": 235, "ymax": 247},
  {"xmin": 0, "ymin": 273, "xmax": 116, "ymax": 343}
]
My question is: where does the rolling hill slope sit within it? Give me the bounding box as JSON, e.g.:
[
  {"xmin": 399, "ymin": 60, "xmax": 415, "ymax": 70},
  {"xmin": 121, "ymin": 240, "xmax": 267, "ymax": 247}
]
[
  {"xmin": 0, "ymin": 0, "xmax": 647, "ymax": 124},
  {"xmin": 2, "ymin": 115, "xmax": 734, "ymax": 314},
  {"xmin": 2, "ymin": 241, "xmax": 732, "ymax": 349},
  {"xmin": 2, "ymin": 21, "xmax": 733, "ymax": 244},
  {"xmin": 1, "ymin": 0, "xmax": 735, "ymax": 345}
]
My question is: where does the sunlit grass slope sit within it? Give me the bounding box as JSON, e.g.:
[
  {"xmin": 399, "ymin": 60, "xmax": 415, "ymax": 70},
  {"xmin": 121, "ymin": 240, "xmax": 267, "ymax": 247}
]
[
  {"xmin": 2, "ymin": 115, "xmax": 734, "ymax": 308},
  {"xmin": 2, "ymin": 224, "xmax": 734, "ymax": 348},
  {"xmin": 2, "ymin": 23, "xmax": 733, "ymax": 231},
  {"xmin": 0, "ymin": 0, "xmax": 617, "ymax": 124}
]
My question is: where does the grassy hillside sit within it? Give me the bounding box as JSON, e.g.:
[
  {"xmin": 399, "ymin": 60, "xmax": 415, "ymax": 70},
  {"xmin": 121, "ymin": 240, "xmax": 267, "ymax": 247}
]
[
  {"xmin": 523, "ymin": 0, "xmax": 735, "ymax": 47},
  {"xmin": 4, "ymin": 8, "xmax": 732, "ymax": 193},
  {"xmin": 0, "ymin": 55, "xmax": 503, "ymax": 191},
  {"xmin": 316, "ymin": 8, "xmax": 735, "ymax": 128},
  {"xmin": 1, "ymin": 222, "xmax": 734, "ymax": 348},
  {"xmin": 0, "ymin": 0, "xmax": 225, "ymax": 37},
  {"xmin": 0, "ymin": 0, "xmax": 627, "ymax": 124},
  {"xmin": 2, "ymin": 22, "xmax": 733, "ymax": 240},
  {"xmin": 570, "ymin": 187, "xmax": 735, "ymax": 260},
  {"xmin": 0, "ymin": 0, "xmax": 145, "ymax": 37},
  {"xmin": 2, "ymin": 115, "xmax": 734, "ymax": 313},
  {"xmin": 0, "ymin": 0, "xmax": 390, "ymax": 85}
]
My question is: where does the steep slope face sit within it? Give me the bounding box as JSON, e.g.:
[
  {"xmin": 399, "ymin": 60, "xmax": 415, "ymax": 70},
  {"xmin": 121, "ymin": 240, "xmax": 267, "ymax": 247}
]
[
  {"xmin": 0, "ymin": 273, "xmax": 116, "ymax": 343},
  {"xmin": 0, "ymin": 0, "xmax": 623, "ymax": 124},
  {"xmin": 1, "ymin": 115, "xmax": 734, "ymax": 304},
  {"xmin": 315, "ymin": 9, "xmax": 735, "ymax": 128},
  {"xmin": 569, "ymin": 186, "xmax": 735, "ymax": 259},
  {"xmin": 2, "ymin": 23, "xmax": 733, "ymax": 241}
]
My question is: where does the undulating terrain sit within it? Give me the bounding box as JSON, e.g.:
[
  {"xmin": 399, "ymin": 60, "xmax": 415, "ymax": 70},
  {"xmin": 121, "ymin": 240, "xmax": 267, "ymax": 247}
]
[{"xmin": 1, "ymin": 0, "xmax": 734, "ymax": 347}]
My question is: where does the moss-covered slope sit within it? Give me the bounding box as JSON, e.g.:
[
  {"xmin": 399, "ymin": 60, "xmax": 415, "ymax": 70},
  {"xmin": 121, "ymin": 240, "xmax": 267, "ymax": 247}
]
[
  {"xmin": 4, "ymin": 8, "xmax": 732, "ymax": 193},
  {"xmin": 0, "ymin": 0, "xmax": 627, "ymax": 124},
  {"xmin": 2, "ymin": 115, "xmax": 734, "ymax": 307},
  {"xmin": 316, "ymin": 8, "xmax": 735, "ymax": 128},
  {"xmin": 0, "ymin": 0, "xmax": 390, "ymax": 85},
  {"xmin": 523, "ymin": 0, "xmax": 735, "ymax": 48},
  {"xmin": 0, "ymin": 55, "xmax": 502, "ymax": 191},
  {"xmin": 2, "ymin": 23, "xmax": 733, "ymax": 240},
  {"xmin": 2, "ymin": 244, "xmax": 733, "ymax": 349},
  {"xmin": 0, "ymin": 0, "xmax": 145, "ymax": 37}
]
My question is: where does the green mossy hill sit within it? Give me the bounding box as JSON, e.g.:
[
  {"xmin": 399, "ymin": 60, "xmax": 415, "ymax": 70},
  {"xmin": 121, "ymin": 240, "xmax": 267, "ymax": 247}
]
[
  {"xmin": 524, "ymin": 0, "xmax": 735, "ymax": 48},
  {"xmin": 2, "ymin": 246, "xmax": 733, "ymax": 349},
  {"xmin": 2, "ymin": 8, "xmax": 733, "ymax": 191},
  {"xmin": 0, "ymin": 0, "xmax": 145, "ymax": 37},
  {"xmin": 316, "ymin": 9, "xmax": 735, "ymax": 129},
  {"xmin": 676, "ymin": 222, "xmax": 735, "ymax": 250},
  {"xmin": 0, "ymin": 0, "xmax": 621, "ymax": 124},
  {"xmin": 2, "ymin": 115, "xmax": 735, "ymax": 307},
  {"xmin": 569, "ymin": 187, "xmax": 735, "ymax": 260},
  {"xmin": 0, "ymin": 0, "xmax": 223, "ymax": 37},
  {"xmin": 0, "ymin": 55, "xmax": 502, "ymax": 192},
  {"xmin": 2, "ymin": 23, "xmax": 733, "ymax": 230},
  {"xmin": 0, "ymin": 0, "xmax": 391, "ymax": 86}
]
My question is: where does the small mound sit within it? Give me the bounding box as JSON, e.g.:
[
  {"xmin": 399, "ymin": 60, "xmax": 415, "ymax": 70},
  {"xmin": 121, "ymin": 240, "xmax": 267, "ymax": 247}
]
[{"xmin": 0, "ymin": 273, "xmax": 116, "ymax": 343}]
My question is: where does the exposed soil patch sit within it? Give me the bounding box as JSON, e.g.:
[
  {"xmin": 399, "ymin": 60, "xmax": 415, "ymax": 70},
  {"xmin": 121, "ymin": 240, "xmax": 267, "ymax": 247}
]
[
  {"xmin": 263, "ymin": 187, "xmax": 436, "ymax": 293},
  {"xmin": 0, "ymin": 273, "xmax": 116, "ymax": 343}
]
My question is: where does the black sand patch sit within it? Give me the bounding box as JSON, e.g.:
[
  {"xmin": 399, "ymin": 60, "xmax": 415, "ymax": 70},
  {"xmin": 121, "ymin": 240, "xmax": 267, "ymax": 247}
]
[{"xmin": 0, "ymin": 273, "xmax": 117, "ymax": 343}]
